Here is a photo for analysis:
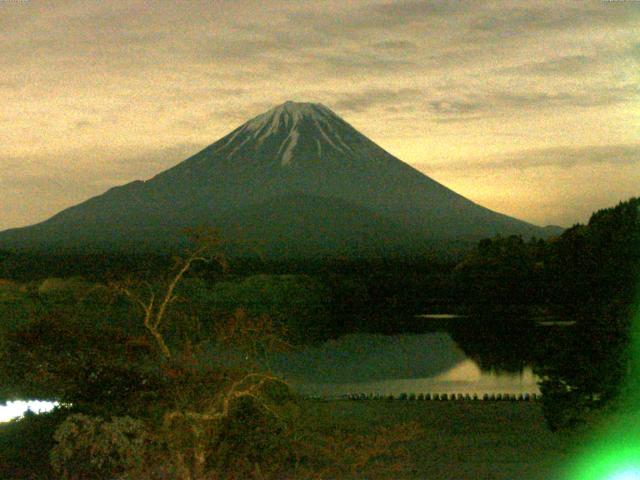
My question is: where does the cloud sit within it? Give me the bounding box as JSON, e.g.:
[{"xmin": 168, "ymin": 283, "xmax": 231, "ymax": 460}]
[
  {"xmin": 1, "ymin": 142, "xmax": 203, "ymax": 189},
  {"xmin": 431, "ymin": 115, "xmax": 486, "ymax": 124},
  {"xmin": 426, "ymin": 83, "xmax": 639, "ymax": 121},
  {"xmin": 288, "ymin": 1, "xmax": 639, "ymax": 55},
  {"xmin": 501, "ymin": 54, "xmax": 595, "ymax": 76},
  {"xmin": 486, "ymin": 87, "xmax": 637, "ymax": 109},
  {"xmin": 498, "ymin": 38, "xmax": 639, "ymax": 77},
  {"xmin": 361, "ymin": 0, "xmax": 463, "ymax": 27},
  {"xmin": 312, "ymin": 51, "xmax": 417, "ymax": 77},
  {"xmin": 467, "ymin": 2, "xmax": 640, "ymax": 38},
  {"xmin": 165, "ymin": 87, "xmax": 251, "ymax": 103},
  {"xmin": 332, "ymin": 88, "xmax": 423, "ymax": 113},
  {"xmin": 420, "ymin": 144, "xmax": 640, "ymax": 173},
  {"xmin": 74, "ymin": 120, "xmax": 93, "ymax": 130},
  {"xmin": 192, "ymin": 37, "xmax": 299, "ymax": 63},
  {"xmin": 496, "ymin": 144, "xmax": 640, "ymax": 170},
  {"xmin": 0, "ymin": 173, "xmax": 89, "ymax": 192},
  {"xmin": 427, "ymin": 99, "xmax": 482, "ymax": 115},
  {"xmin": 372, "ymin": 0, "xmax": 460, "ymax": 17},
  {"xmin": 0, "ymin": 80, "xmax": 20, "ymax": 90},
  {"xmin": 205, "ymin": 100, "xmax": 283, "ymax": 124},
  {"xmin": 371, "ymin": 40, "xmax": 417, "ymax": 51}
]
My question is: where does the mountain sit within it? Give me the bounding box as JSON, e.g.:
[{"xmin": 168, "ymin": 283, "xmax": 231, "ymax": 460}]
[{"xmin": 0, "ymin": 101, "xmax": 562, "ymax": 256}]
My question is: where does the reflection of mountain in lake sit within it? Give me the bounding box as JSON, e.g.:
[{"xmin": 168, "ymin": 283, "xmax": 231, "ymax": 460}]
[
  {"xmin": 271, "ymin": 332, "xmax": 541, "ymax": 398},
  {"xmin": 446, "ymin": 315, "xmax": 541, "ymax": 374},
  {"xmin": 270, "ymin": 333, "xmax": 466, "ymax": 383}
]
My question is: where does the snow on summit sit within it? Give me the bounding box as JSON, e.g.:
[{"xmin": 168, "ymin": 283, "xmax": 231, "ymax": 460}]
[
  {"xmin": 240, "ymin": 101, "xmax": 354, "ymax": 163},
  {"xmin": 245, "ymin": 101, "xmax": 335, "ymax": 134}
]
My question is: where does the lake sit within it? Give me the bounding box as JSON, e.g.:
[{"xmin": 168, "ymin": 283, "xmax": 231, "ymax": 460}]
[
  {"xmin": 0, "ymin": 400, "xmax": 58, "ymax": 423},
  {"xmin": 1, "ymin": 313, "xmax": 547, "ymax": 421},
  {"xmin": 270, "ymin": 329, "xmax": 541, "ymax": 399}
]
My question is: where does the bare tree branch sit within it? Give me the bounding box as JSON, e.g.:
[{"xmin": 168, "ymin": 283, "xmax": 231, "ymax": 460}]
[{"xmin": 112, "ymin": 231, "xmax": 225, "ymax": 361}]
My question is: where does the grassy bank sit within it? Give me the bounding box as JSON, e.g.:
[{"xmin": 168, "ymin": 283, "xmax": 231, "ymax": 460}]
[
  {"xmin": 299, "ymin": 399, "xmax": 579, "ymax": 480},
  {"xmin": 0, "ymin": 396, "xmax": 594, "ymax": 479}
]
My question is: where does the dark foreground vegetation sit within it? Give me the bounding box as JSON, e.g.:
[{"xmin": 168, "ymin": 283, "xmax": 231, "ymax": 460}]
[
  {"xmin": 0, "ymin": 197, "xmax": 638, "ymax": 478},
  {"xmin": 2, "ymin": 398, "xmax": 581, "ymax": 480}
]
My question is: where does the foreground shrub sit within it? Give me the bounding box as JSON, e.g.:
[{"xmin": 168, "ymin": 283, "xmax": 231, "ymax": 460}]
[{"xmin": 50, "ymin": 414, "xmax": 153, "ymax": 480}]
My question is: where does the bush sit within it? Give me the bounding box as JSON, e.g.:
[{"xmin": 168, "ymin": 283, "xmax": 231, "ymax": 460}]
[{"xmin": 50, "ymin": 414, "xmax": 154, "ymax": 480}]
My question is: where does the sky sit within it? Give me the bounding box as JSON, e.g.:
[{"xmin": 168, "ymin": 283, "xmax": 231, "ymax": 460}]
[{"xmin": 1, "ymin": 0, "xmax": 638, "ymax": 231}]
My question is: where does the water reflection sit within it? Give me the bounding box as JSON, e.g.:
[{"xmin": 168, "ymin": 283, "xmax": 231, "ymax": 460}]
[
  {"xmin": 0, "ymin": 400, "xmax": 57, "ymax": 422},
  {"xmin": 271, "ymin": 332, "xmax": 466, "ymax": 383},
  {"xmin": 271, "ymin": 328, "xmax": 541, "ymax": 398},
  {"xmin": 447, "ymin": 317, "xmax": 538, "ymax": 374}
]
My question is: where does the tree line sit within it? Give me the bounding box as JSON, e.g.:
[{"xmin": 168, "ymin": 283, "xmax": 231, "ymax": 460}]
[{"xmin": 453, "ymin": 197, "xmax": 640, "ymax": 429}]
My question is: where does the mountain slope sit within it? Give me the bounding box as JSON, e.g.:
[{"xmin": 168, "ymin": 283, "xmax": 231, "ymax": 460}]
[{"xmin": 0, "ymin": 101, "xmax": 560, "ymax": 255}]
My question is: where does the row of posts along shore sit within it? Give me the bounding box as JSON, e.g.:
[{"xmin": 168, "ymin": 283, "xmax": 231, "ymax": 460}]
[{"xmin": 309, "ymin": 392, "xmax": 542, "ymax": 401}]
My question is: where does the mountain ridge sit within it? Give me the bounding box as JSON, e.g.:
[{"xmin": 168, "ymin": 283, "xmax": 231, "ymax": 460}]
[{"xmin": 0, "ymin": 101, "xmax": 563, "ymax": 255}]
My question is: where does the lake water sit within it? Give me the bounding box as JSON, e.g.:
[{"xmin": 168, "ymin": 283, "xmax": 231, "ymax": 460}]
[
  {"xmin": 0, "ymin": 400, "xmax": 58, "ymax": 423},
  {"xmin": 1, "ymin": 315, "xmax": 544, "ymax": 421},
  {"xmin": 270, "ymin": 331, "xmax": 541, "ymax": 399}
]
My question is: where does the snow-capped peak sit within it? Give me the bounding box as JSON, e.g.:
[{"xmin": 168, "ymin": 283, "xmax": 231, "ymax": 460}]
[
  {"xmin": 227, "ymin": 101, "xmax": 358, "ymax": 165},
  {"xmin": 243, "ymin": 101, "xmax": 334, "ymax": 135},
  {"xmin": 275, "ymin": 100, "xmax": 333, "ymax": 117}
]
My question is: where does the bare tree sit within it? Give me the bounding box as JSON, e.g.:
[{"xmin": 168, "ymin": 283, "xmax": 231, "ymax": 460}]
[
  {"xmin": 108, "ymin": 229, "xmax": 292, "ymax": 479},
  {"xmin": 113, "ymin": 228, "xmax": 226, "ymax": 360}
]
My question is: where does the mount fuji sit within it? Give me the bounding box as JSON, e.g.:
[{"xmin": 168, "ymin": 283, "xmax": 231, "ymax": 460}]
[{"xmin": 0, "ymin": 101, "xmax": 560, "ymax": 256}]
